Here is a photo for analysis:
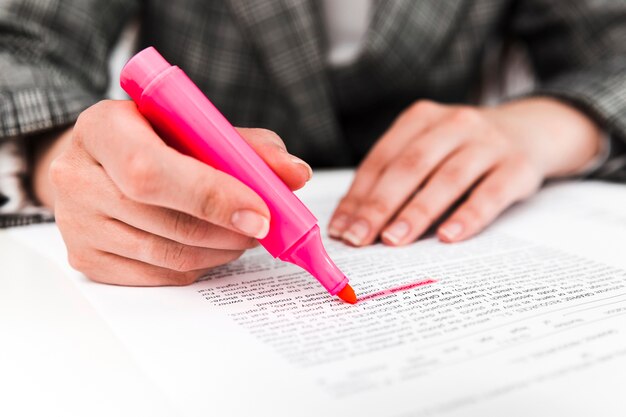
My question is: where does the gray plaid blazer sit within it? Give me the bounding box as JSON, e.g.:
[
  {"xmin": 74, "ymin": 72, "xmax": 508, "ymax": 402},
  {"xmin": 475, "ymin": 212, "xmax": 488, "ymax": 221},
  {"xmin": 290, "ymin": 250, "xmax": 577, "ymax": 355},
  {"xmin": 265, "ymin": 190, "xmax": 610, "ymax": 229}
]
[{"xmin": 1, "ymin": 0, "xmax": 626, "ymax": 227}]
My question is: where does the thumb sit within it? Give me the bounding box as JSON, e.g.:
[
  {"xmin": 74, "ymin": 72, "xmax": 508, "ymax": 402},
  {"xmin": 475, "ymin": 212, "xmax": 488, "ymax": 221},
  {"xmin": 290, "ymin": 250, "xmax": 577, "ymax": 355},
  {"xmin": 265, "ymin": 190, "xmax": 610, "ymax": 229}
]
[{"xmin": 236, "ymin": 128, "xmax": 312, "ymax": 191}]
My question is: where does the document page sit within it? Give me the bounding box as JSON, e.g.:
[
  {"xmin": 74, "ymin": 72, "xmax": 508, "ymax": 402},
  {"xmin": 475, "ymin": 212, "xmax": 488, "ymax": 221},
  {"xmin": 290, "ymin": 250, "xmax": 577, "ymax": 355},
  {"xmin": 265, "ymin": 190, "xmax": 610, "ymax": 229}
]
[{"xmin": 10, "ymin": 171, "xmax": 626, "ymax": 417}]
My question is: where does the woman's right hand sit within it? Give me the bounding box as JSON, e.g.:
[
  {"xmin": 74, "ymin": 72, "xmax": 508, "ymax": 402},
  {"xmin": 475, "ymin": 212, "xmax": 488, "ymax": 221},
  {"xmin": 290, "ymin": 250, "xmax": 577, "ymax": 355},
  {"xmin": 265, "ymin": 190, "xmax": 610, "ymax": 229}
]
[{"xmin": 41, "ymin": 100, "xmax": 312, "ymax": 286}]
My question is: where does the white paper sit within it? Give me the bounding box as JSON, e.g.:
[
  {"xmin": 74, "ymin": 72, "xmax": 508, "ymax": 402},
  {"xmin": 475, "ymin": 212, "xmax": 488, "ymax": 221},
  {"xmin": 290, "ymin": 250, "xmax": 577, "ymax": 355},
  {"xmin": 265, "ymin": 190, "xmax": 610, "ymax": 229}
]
[{"xmin": 9, "ymin": 171, "xmax": 626, "ymax": 417}]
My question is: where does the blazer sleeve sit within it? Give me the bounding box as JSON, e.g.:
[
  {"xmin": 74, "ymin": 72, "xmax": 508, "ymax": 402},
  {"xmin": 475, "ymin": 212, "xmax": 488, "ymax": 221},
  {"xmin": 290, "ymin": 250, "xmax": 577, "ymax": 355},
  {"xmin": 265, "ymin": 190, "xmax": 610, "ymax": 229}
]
[
  {"xmin": 510, "ymin": 0, "xmax": 626, "ymax": 180},
  {"xmin": 0, "ymin": 0, "xmax": 138, "ymax": 226}
]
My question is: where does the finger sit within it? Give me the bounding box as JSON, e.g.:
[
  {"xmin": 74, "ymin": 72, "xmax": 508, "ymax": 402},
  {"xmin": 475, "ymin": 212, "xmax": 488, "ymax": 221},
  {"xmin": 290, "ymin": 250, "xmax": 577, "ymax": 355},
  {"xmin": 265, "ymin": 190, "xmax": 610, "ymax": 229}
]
[
  {"xmin": 237, "ymin": 128, "xmax": 312, "ymax": 191},
  {"xmin": 437, "ymin": 158, "xmax": 542, "ymax": 243},
  {"xmin": 381, "ymin": 144, "xmax": 502, "ymax": 245},
  {"xmin": 77, "ymin": 101, "xmax": 271, "ymax": 239},
  {"xmin": 69, "ymin": 160, "xmax": 258, "ymax": 250},
  {"xmin": 113, "ymin": 204, "xmax": 259, "ymax": 250},
  {"xmin": 72, "ymin": 250, "xmax": 215, "ymax": 286},
  {"xmin": 93, "ymin": 217, "xmax": 244, "ymax": 272},
  {"xmin": 339, "ymin": 115, "xmax": 480, "ymax": 246},
  {"xmin": 328, "ymin": 101, "xmax": 447, "ymax": 237},
  {"xmin": 57, "ymin": 152, "xmax": 258, "ymax": 250},
  {"xmin": 57, "ymin": 208, "xmax": 215, "ymax": 286}
]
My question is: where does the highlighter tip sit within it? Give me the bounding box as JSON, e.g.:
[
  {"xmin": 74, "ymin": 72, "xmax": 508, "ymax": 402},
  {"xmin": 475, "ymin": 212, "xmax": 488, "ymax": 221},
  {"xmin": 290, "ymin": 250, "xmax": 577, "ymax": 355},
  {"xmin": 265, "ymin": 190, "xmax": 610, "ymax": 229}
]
[{"xmin": 337, "ymin": 284, "xmax": 358, "ymax": 304}]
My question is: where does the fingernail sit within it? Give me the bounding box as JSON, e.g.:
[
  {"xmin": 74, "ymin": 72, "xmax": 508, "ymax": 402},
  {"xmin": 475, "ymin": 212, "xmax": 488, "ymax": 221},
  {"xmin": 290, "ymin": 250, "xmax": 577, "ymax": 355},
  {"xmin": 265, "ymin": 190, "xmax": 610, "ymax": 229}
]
[
  {"xmin": 382, "ymin": 220, "xmax": 410, "ymax": 245},
  {"xmin": 343, "ymin": 219, "xmax": 370, "ymax": 246},
  {"xmin": 439, "ymin": 221, "xmax": 463, "ymax": 241},
  {"xmin": 290, "ymin": 156, "xmax": 313, "ymax": 180},
  {"xmin": 328, "ymin": 214, "xmax": 349, "ymax": 237},
  {"xmin": 231, "ymin": 210, "xmax": 270, "ymax": 239}
]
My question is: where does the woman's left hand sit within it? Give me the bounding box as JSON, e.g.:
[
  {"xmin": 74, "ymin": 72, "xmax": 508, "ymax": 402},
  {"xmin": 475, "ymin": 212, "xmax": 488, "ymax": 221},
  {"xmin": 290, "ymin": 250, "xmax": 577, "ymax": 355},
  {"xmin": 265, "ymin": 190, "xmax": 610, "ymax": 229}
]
[{"xmin": 328, "ymin": 98, "xmax": 603, "ymax": 246}]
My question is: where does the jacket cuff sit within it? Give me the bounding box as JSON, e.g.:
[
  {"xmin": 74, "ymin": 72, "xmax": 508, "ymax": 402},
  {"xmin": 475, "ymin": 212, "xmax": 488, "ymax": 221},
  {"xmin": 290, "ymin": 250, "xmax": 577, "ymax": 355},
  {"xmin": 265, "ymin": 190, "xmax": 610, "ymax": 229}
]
[
  {"xmin": 0, "ymin": 85, "xmax": 96, "ymax": 227},
  {"xmin": 528, "ymin": 66, "xmax": 626, "ymax": 146},
  {"xmin": 526, "ymin": 65, "xmax": 626, "ymax": 180},
  {"xmin": 576, "ymin": 132, "xmax": 611, "ymax": 177},
  {"xmin": 0, "ymin": 87, "xmax": 98, "ymax": 138}
]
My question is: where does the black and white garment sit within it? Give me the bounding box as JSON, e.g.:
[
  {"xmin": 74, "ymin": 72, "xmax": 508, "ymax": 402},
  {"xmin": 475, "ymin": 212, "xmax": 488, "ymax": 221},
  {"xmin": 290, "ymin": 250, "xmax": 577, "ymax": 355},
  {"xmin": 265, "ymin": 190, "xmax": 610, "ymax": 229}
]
[{"xmin": 1, "ymin": 0, "xmax": 626, "ymax": 227}]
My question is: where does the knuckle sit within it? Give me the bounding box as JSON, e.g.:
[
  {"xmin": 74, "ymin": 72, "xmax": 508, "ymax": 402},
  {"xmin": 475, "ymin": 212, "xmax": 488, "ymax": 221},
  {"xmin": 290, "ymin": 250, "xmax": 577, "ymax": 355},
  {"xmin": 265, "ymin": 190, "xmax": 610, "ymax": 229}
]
[
  {"xmin": 484, "ymin": 135, "xmax": 508, "ymax": 153},
  {"xmin": 48, "ymin": 157, "xmax": 71, "ymax": 188},
  {"xmin": 257, "ymin": 128, "xmax": 284, "ymax": 147},
  {"xmin": 222, "ymin": 250, "xmax": 245, "ymax": 266},
  {"xmin": 396, "ymin": 147, "xmax": 429, "ymax": 171},
  {"xmin": 359, "ymin": 146, "xmax": 390, "ymax": 175},
  {"xmin": 73, "ymin": 107, "xmax": 93, "ymax": 133},
  {"xmin": 450, "ymin": 108, "xmax": 484, "ymax": 127},
  {"xmin": 357, "ymin": 156, "xmax": 383, "ymax": 177},
  {"xmin": 92, "ymin": 99, "xmax": 118, "ymax": 116},
  {"xmin": 230, "ymin": 250, "xmax": 245, "ymax": 262},
  {"xmin": 71, "ymin": 121, "xmax": 87, "ymax": 148},
  {"xmin": 93, "ymin": 99, "xmax": 115, "ymax": 109},
  {"xmin": 406, "ymin": 100, "xmax": 438, "ymax": 118},
  {"xmin": 172, "ymin": 211, "xmax": 205, "ymax": 244},
  {"xmin": 437, "ymin": 165, "xmax": 465, "ymax": 187},
  {"xmin": 197, "ymin": 181, "xmax": 229, "ymax": 222},
  {"xmin": 211, "ymin": 250, "xmax": 245, "ymax": 269},
  {"xmin": 74, "ymin": 100, "xmax": 113, "ymax": 138},
  {"xmin": 123, "ymin": 154, "xmax": 158, "ymax": 200},
  {"xmin": 510, "ymin": 156, "xmax": 535, "ymax": 177},
  {"xmin": 160, "ymin": 242, "xmax": 195, "ymax": 272},
  {"xmin": 479, "ymin": 184, "xmax": 508, "ymax": 207},
  {"xmin": 244, "ymin": 128, "xmax": 285, "ymax": 149},
  {"xmin": 67, "ymin": 251, "xmax": 89, "ymax": 272},
  {"xmin": 167, "ymin": 270, "xmax": 199, "ymax": 286},
  {"xmin": 242, "ymin": 238, "xmax": 258, "ymax": 249}
]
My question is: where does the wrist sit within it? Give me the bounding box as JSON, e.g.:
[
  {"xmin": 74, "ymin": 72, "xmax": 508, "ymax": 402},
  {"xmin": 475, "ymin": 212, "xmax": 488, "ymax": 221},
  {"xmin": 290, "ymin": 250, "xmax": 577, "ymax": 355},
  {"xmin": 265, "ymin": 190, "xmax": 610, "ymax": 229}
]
[
  {"xmin": 485, "ymin": 98, "xmax": 603, "ymax": 178},
  {"xmin": 32, "ymin": 127, "xmax": 74, "ymax": 209}
]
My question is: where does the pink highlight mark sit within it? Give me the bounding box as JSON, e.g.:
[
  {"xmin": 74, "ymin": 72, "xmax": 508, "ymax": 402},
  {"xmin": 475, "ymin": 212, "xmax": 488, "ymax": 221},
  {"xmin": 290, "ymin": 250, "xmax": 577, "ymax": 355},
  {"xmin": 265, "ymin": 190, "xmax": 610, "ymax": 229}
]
[{"xmin": 357, "ymin": 279, "xmax": 437, "ymax": 303}]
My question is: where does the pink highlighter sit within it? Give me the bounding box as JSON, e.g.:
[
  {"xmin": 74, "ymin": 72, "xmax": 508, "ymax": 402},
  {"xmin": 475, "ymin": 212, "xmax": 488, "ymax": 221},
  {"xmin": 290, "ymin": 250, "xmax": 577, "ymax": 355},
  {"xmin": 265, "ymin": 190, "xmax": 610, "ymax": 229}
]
[{"xmin": 120, "ymin": 47, "xmax": 356, "ymax": 304}]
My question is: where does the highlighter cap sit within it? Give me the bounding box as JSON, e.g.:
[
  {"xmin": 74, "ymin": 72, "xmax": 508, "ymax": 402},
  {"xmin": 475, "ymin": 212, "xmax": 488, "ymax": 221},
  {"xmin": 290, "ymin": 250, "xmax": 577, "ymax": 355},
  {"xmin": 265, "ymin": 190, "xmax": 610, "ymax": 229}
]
[{"xmin": 120, "ymin": 46, "xmax": 171, "ymax": 103}]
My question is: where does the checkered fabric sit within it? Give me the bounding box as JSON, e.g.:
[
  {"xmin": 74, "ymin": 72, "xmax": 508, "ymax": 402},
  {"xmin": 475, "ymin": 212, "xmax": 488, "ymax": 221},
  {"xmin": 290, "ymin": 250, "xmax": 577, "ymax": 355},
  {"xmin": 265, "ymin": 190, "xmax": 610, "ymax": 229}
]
[{"xmin": 1, "ymin": 0, "xmax": 625, "ymax": 227}]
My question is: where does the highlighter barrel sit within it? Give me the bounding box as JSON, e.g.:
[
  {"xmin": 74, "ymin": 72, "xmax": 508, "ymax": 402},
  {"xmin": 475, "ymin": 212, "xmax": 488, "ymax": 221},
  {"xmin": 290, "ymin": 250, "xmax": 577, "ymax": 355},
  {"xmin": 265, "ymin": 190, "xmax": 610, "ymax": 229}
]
[{"xmin": 120, "ymin": 47, "xmax": 355, "ymax": 302}]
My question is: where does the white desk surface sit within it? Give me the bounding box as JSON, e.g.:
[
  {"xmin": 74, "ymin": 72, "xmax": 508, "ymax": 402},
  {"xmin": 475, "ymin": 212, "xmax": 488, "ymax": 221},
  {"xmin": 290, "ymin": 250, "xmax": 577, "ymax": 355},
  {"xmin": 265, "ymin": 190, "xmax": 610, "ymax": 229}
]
[
  {"xmin": 0, "ymin": 230, "xmax": 174, "ymax": 416},
  {"xmin": 2, "ymin": 172, "xmax": 626, "ymax": 417}
]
